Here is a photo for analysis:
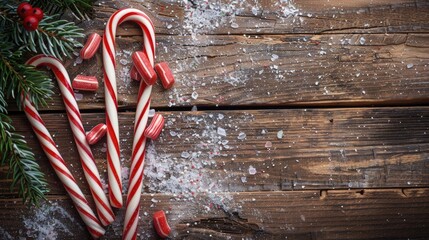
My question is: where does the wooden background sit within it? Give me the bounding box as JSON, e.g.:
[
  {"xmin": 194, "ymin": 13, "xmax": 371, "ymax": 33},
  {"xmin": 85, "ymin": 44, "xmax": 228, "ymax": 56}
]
[{"xmin": 1, "ymin": 0, "xmax": 429, "ymax": 239}]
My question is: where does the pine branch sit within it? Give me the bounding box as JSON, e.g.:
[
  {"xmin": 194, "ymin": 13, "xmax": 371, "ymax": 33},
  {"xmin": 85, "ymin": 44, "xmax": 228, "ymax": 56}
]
[
  {"xmin": 0, "ymin": 91, "xmax": 48, "ymax": 205},
  {"xmin": 0, "ymin": 1, "xmax": 88, "ymax": 206},
  {"xmin": 31, "ymin": 0, "xmax": 95, "ymax": 20},
  {"xmin": 0, "ymin": 41, "xmax": 53, "ymax": 109},
  {"xmin": 1, "ymin": 3, "xmax": 84, "ymax": 60}
]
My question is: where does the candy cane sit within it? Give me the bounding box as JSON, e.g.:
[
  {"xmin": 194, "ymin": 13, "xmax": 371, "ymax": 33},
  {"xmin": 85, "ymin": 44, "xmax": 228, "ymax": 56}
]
[
  {"xmin": 22, "ymin": 94, "xmax": 105, "ymax": 237},
  {"xmin": 103, "ymin": 8, "xmax": 155, "ymax": 239},
  {"xmin": 27, "ymin": 55, "xmax": 115, "ymax": 226}
]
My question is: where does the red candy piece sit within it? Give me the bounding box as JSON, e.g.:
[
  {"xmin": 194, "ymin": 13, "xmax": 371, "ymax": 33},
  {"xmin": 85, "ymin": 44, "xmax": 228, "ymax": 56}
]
[
  {"xmin": 23, "ymin": 15, "xmax": 39, "ymax": 31},
  {"xmin": 72, "ymin": 75, "xmax": 99, "ymax": 91},
  {"xmin": 153, "ymin": 210, "xmax": 171, "ymax": 239},
  {"xmin": 86, "ymin": 123, "xmax": 107, "ymax": 145},
  {"xmin": 131, "ymin": 51, "xmax": 157, "ymax": 85},
  {"xmin": 17, "ymin": 2, "xmax": 32, "ymax": 19},
  {"xmin": 130, "ymin": 65, "xmax": 142, "ymax": 81},
  {"xmin": 144, "ymin": 113, "xmax": 165, "ymax": 140},
  {"xmin": 154, "ymin": 62, "xmax": 175, "ymax": 89},
  {"xmin": 80, "ymin": 33, "xmax": 102, "ymax": 59}
]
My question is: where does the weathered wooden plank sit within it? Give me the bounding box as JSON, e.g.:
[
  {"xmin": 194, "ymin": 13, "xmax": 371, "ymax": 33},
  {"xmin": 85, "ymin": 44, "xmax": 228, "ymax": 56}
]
[
  {"xmin": 90, "ymin": 0, "xmax": 429, "ymax": 35},
  {"xmin": 8, "ymin": 33, "xmax": 428, "ymax": 111},
  {"xmin": 2, "ymin": 107, "xmax": 428, "ymax": 196},
  {"xmin": 0, "ymin": 189, "xmax": 428, "ymax": 239}
]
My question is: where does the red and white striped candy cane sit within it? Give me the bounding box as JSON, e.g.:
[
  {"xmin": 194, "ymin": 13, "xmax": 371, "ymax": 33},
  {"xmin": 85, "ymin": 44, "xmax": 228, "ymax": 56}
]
[
  {"xmin": 27, "ymin": 55, "xmax": 115, "ymax": 226},
  {"xmin": 22, "ymin": 93, "xmax": 105, "ymax": 237},
  {"xmin": 103, "ymin": 8, "xmax": 155, "ymax": 239}
]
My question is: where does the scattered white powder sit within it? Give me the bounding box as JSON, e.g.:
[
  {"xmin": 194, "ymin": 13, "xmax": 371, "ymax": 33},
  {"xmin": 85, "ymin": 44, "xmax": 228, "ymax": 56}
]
[
  {"xmin": 278, "ymin": 0, "xmax": 299, "ymax": 17},
  {"xmin": 74, "ymin": 57, "xmax": 83, "ymax": 65},
  {"xmin": 181, "ymin": 151, "xmax": 191, "ymax": 158},
  {"xmin": 230, "ymin": 22, "xmax": 239, "ymax": 28},
  {"xmin": 191, "ymin": 91, "xmax": 199, "ymax": 99},
  {"xmin": 217, "ymin": 127, "xmax": 227, "ymax": 136},
  {"xmin": 277, "ymin": 130, "xmax": 284, "ymax": 139},
  {"xmin": 143, "ymin": 113, "xmax": 254, "ymax": 211},
  {"xmin": 74, "ymin": 92, "xmax": 83, "ymax": 101},
  {"xmin": 271, "ymin": 54, "xmax": 279, "ymax": 61},
  {"xmin": 144, "ymin": 143, "xmax": 232, "ymax": 207},
  {"xmin": 248, "ymin": 165, "xmax": 257, "ymax": 175},
  {"xmin": 148, "ymin": 109, "xmax": 156, "ymax": 117},
  {"xmin": 22, "ymin": 201, "xmax": 81, "ymax": 239},
  {"xmin": 0, "ymin": 227, "xmax": 13, "ymax": 240},
  {"xmin": 119, "ymin": 59, "xmax": 129, "ymax": 65},
  {"xmin": 181, "ymin": 0, "xmax": 299, "ymax": 37},
  {"xmin": 251, "ymin": 6, "xmax": 259, "ymax": 15},
  {"xmin": 241, "ymin": 176, "xmax": 247, "ymax": 183},
  {"xmin": 237, "ymin": 132, "xmax": 246, "ymax": 140}
]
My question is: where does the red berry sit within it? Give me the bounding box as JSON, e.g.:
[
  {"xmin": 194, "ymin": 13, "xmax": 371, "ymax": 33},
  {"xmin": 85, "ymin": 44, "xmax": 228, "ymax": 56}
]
[
  {"xmin": 23, "ymin": 16, "xmax": 39, "ymax": 31},
  {"xmin": 17, "ymin": 2, "xmax": 33, "ymax": 19},
  {"xmin": 31, "ymin": 7, "xmax": 44, "ymax": 21}
]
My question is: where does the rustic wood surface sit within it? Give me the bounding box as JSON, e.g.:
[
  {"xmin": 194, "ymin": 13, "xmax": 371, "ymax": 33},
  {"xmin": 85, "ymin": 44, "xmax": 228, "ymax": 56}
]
[
  {"xmin": 1, "ymin": 189, "xmax": 429, "ymax": 239},
  {"xmin": 1, "ymin": 0, "xmax": 429, "ymax": 239}
]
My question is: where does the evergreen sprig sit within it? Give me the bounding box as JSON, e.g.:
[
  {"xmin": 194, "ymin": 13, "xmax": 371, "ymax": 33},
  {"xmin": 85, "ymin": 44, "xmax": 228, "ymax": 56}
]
[
  {"xmin": 25, "ymin": 15, "xmax": 84, "ymax": 59},
  {"xmin": 1, "ymin": 2, "xmax": 84, "ymax": 60},
  {"xmin": 0, "ymin": 91, "xmax": 48, "ymax": 205},
  {"xmin": 31, "ymin": 0, "xmax": 94, "ymax": 20},
  {"xmin": 0, "ymin": 0, "xmax": 86, "ymax": 205},
  {"xmin": 0, "ymin": 41, "xmax": 53, "ymax": 109}
]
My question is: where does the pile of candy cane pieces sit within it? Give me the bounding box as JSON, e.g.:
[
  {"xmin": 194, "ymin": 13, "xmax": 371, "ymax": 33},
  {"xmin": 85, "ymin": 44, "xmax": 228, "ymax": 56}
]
[{"xmin": 23, "ymin": 8, "xmax": 173, "ymax": 240}]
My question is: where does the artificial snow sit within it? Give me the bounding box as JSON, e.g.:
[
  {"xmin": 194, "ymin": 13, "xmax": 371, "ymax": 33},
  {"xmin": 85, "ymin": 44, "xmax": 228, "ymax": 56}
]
[{"xmin": 22, "ymin": 201, "xmax": 79, "ymax": 239}]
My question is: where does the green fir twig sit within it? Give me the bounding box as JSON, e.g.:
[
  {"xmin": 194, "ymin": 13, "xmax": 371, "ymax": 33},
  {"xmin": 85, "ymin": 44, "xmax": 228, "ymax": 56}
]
[
  {"xmin": 31, "ymin": 0, "xmax": 95, "ymax": 20},
  {"xmin": 0, "ymin": 0, "xmax": 86, "ymax": 205},
  {"xmin": 0, "ymin": 40, "xmax": 53, "ymax": 109},
  {"xmin": 1, "ymin": 3, "xmax": 84, "ymax": 60},
  {"xmin": 0, "ymin": 91, "xmax": 48, "ymax": 205}
]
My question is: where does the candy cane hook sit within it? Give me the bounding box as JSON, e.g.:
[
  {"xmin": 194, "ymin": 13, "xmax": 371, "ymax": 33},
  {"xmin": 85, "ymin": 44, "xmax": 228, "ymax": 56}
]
[
  {"xmin": 27, "ymin": 55, "xmax": 115, "ymax": 227},
  {"xmin": 103, "ymin": 8, "xmax": 155, "ymax": 240},
  {"xmin": 23, "ymin": 59, "xmax": 106, "ymax": 238}
]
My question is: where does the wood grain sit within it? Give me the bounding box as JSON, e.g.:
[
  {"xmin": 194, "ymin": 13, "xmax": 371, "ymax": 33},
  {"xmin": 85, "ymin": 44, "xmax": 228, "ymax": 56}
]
[
  {"xmin": 8, "ymin": 33, "xmax": 428, "ymax": 111},
  {"xmin": 0, "ymin": 189, "xmax": 428, "ymax": 239},
  {"xmin": 2, "ymin": 107, "xmax": 428, "ymax": 197},
  {"xmin": 90, "ymin": 0, "xmax": 429, "ymax": 35},
  {"xmin": 2, "ymin": 1, "xmax": 429, "ymax": 239}
]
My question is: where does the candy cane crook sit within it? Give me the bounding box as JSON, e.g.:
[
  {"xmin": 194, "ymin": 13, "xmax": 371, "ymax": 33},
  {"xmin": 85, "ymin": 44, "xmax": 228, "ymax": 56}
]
[
  {"xmin": 27, "ymin": 55, "xmax": 115, "ymax": 227},
  {"xmin": 23, "ymin": 62, "xmax": 105, "ymax": 238},
  {"xmin": 23, "ymin": 94, "xmax": 106, "ymax": 238},
  {"xmin": 103, "ymin": 8, "xmax": 155, "ymax": 239}
]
